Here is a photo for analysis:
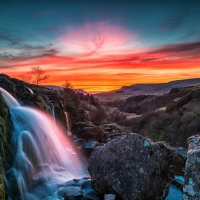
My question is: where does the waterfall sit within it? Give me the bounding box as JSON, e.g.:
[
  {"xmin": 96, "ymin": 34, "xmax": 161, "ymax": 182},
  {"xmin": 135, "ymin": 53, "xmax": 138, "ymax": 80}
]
[
  {"xmin": 64, "ymin": 111, "xmax": 72, "ymax": 136},
  {"xmin": 0, "ymin": 87, "xmax": 85, "ymax": 200},
  {"xmin": 49, "ymin": 101, "xmax": 56, "ymax": 122},
  {"xmin": 25, "ymin": 87, "xmax": 34, "ymax": 94}
]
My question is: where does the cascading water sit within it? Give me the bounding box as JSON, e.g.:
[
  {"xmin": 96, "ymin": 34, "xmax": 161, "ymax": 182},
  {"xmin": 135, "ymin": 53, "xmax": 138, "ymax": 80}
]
[
  {"xmin": 48, "ymin": 101, "xmax": 56, "ymax": 122},
  {"xmin": 0, "ymin": 87, "xmax": 86, "ymax": 200},
  {"xmin": 64, "ymin": 112, "xmax": 72, "ymax": 136},
  {"xmin": 25, "ymin": 87, "xmax": 34, "ymax": 95}
]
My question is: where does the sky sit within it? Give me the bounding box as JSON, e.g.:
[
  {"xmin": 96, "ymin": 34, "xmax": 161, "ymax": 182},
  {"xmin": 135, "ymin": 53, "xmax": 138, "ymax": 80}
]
[{"xmin": 0, "ymin": 0, "xmax": 200, "ymax": 92}]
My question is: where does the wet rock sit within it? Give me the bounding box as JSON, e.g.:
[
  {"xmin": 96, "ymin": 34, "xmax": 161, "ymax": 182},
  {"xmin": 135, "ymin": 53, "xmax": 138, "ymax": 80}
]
[
  {"xmin": 57, "ymin": 186, "xmax": 81, "ymax": 198},
  {"xmin": 183, "ymin": 134, "xmax": 200, "ymax": 199},
  {"xmin": 55, "ymin": 177, "xmax": 102, "ymax": 200},
  {"xmin": 74, "ymin": 137, "xmax": 86, "ymax": 146},
  {"xmin": 5, "ymin": 168, "xmax": 21, "ymax": 200},
  {"xmin": 104, "ymin": 194, "xmax": 116, "ymax": 200},
  {"xmin": 81, "ymin": 179, "xmax": 103, "ymax": 199},
  {"xmin": 88, "ymin": 133, "xmax": 173, "ymax": 200},
  {"xmin": 167, "ymin": 146, "xmax": 187, "ymax": 171},
  {"xmin": 71, "ymin": 122, "xmax": 104, "ymax": 142},
  {"xmin": 82, "ymin": 140, "xmax": 98, "ymax": 156},
  {"xmin": 83, "ymin": 140, "xmax": 98, "ymax": 149},
  {"xmin": 175, "ymin": 147, "xmax": 188, "ymax": 161},
  {"xmin": 172, "ymin": 155, "xmax": 185, "ymax": 171},
  {"xmin": 170, "ymin": 178, "xmax": 183, "ymax": 190}
]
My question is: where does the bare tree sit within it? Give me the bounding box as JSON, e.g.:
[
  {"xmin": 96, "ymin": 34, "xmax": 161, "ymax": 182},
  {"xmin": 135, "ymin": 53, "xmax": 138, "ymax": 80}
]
[{"xmin": 31, "ymin": 66, "xmax": 49, "ymax": 93}]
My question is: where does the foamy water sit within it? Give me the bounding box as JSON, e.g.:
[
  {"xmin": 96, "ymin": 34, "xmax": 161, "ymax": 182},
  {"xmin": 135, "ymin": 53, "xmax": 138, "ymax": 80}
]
[{"xmin": 0, "ymin": 87, "xmax": 86, "ymax": 200}]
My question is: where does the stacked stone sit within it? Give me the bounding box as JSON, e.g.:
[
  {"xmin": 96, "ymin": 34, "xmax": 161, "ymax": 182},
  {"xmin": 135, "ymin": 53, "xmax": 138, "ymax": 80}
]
[{"xmin": 183, "ymin": 135, "xmax": 200, "ymax": 200}]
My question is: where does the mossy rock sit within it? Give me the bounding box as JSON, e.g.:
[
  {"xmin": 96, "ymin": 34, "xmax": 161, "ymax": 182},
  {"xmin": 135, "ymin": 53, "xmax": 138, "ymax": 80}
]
[
  {"xmin": 0, "ymin": 92, "xmax": 13, "ymax": 169},
  {"xmin": 0, "ymin": 76, "xmax": 15, "ymax": 95},
  {"xmin": 0, "ymin": 159, "xmax": 5, "ymax": 200},
  {"xmin": 0, "ymin": 94, "xmax": 8, "ymax": 119},
  {"xmin": 0, "ymin": 92, "xmax": 13, "ymax": 199},
  {"xmin": 54, "ymin": 104, "xmax": 67, "ymax": 129}
]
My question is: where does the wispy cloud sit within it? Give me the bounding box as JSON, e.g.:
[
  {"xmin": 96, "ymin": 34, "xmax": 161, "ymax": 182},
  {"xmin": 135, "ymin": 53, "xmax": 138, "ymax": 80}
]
[
  {"xmin": 160, "ymin": 9, "xmax": 191, "ymax": 31},
  {"xmin": 151, "ymin": 41, "xmax": 200, "ymax": 54},
  {"xmin": 0, "ymin": 25, "xmax": 59, "ymax": 61},
  {"xmin": 2, "ymin": 38, "xmax": 200, "ymax": 71}
]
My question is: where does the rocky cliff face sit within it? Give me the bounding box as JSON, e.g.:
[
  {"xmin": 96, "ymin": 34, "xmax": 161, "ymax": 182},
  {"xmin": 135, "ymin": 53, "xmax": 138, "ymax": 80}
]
[
  {"xmin": 88, "ymin": 133, "xmax": 173, "ymax": 200},
  {"xmin": 0, "ymin": 92, "xmax": 13, "ymax": 199}
]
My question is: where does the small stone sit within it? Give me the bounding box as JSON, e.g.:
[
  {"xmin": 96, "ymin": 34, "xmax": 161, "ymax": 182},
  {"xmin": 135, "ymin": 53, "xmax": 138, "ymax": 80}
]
[
  {"xmin": 139, "ymin": 168, "xmax": 144, "ymax": 174},
  {"xmin": 144, "ymin": 140, "xmax": 149, "ymax": 147}
]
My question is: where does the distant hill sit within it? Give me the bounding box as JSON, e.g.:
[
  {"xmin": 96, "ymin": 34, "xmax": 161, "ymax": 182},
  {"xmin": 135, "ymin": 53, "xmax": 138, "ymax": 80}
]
[
  {"xmin": 94, "ymin": 78, "xmax": 200, "ymax": 102},
  {"xmin": 45, "ymin": 85, "xmax": 63, "ymax": 90},
  {"xmin": 118, "ymin": 78, "xmax": 200, "ymax": 95}
]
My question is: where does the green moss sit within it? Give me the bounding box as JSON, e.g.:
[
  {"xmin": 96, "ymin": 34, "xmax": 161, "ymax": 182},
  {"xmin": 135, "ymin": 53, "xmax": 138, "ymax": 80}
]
[
  {"xmin": 0, "ymin": 95, "xmax": 8, "ymax": 119},
  {"xmin": 23, "ymin": 94, "xmax": 49, "ymax": 113},
  {"xmin": 0, "ymin": 115, "xmax": 13, "ymax": 170},
  {"xmin": 40, "ymin": 94, "xmax": 49, "ymax": 103},
  {"xmin": 0, "ymin": 92, "xmax": 14, "ymax": 199},
  {"xmin": 54, "ymin": 104, "xmax": 67, "ymax": 129},
  {"xmin": 35, "ymin": 95, "xmax": 47, "ymax": 111},
  {"xmin": 0, "ymin": 157, "xmax": 5, "ymax": 200},
  {"xmin": 0, "ymin": 92, "xmax": 13, "ymax": 199}
]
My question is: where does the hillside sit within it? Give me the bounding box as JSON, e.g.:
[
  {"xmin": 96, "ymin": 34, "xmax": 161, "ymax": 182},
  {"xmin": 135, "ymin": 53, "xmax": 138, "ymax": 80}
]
[
  {"xmin": 119, "ymin": 78, "xmax": 200, "ymax": 95},
  {"xmin": 94, "ymin": 78, "xmax": 200, "ymax": 102},
  {"xmin": 105, "ymin": 85, "xmax": 200, "ymax": 148}
]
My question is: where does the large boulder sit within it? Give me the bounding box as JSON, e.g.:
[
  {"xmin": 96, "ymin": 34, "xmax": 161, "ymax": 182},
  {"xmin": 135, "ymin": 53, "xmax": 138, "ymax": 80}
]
[
  {"xmin": 88, "ymin": 133, "xmax": 173, "ymax": 200},
  {"xmin": 183, "ymin": 135, "xmax": 200, "ymax": 199}
]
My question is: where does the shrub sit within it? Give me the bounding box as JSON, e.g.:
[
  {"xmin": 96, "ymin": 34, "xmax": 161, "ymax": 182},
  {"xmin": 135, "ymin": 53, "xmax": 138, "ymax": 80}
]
[{"xmin": 89, "ymin": 105, "xmax": 107, "ymax": 124}]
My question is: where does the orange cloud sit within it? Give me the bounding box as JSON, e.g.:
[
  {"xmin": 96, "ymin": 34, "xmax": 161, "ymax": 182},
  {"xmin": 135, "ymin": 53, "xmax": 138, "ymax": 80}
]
[
  {"xmin": 58, "ymin": 21, "xmax": 138, "ymax": 55},
  {"xmin": 2, "ymin": 22, "xmax": 200, "ymax": 92}
]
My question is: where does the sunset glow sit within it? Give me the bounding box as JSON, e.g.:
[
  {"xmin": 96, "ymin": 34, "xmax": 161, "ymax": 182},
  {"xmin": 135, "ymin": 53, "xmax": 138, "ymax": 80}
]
[{"xmin": 1, "ymin": 1, "xmax": 200, "ymax": 92}]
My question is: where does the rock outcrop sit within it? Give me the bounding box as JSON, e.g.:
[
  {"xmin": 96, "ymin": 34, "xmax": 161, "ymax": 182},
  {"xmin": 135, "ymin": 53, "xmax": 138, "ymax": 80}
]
[
  {"xmin": 183, "ymin": 135, "xmax": 200, "ymax": 199},
  {"xmin": 71, "ymin": 122, "xmax": 128, "ymax": 157},
  {"xmin": 72, "ymin": 122, "xmax": 127, "ymax": 143},
  {"xmin": 88, "ymin": 133, "xmax": 173, "ymax": 200},
  {"xmin": 100, "ymin": 123, "xmax": 127, "ymax": 142},
  {"xmin": 0, "ymin": 91, "xmax": 13, "ymax": 199},
  {"xmin": 167, "ymin": 146, "xmax": 187, "ymax": 172},
  {"xmin": 71, "ymin": 122, "xmax": 104, "ymax": 142}
]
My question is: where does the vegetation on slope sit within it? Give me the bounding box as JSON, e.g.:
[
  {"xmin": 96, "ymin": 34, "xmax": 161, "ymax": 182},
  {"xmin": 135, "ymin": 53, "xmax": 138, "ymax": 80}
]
[
  {"xmin": 0, "ymin": 93, "xmax": 13, "ymax": 199},
  {"xmin": 106, "ymin": 87, "xmax": 190, "ymax": 115},
  {"xmin": 108, "ymin": 87, "xmax": 200, "ymax": 148}
]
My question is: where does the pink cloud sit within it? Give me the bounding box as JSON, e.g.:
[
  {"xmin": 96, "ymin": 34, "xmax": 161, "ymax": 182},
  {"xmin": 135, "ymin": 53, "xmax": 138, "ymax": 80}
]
[{"xmin": 58, "ymin": 21, "xmax": 138, "ymax": 56}]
